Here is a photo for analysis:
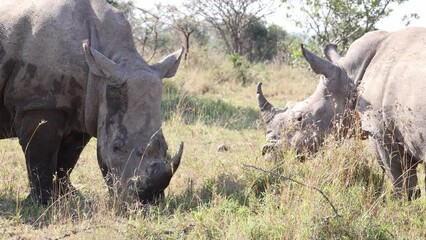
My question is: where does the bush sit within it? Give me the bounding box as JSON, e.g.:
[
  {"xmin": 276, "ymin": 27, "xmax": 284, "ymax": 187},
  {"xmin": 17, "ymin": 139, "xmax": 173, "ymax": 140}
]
[{"xmin": 228, "ymin": 53, "xmax": 252, "ymax": 86}]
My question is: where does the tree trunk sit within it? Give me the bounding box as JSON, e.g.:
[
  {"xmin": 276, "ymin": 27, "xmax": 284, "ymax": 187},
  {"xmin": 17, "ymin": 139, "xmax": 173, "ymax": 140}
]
[{"xmin": 184, "ymin": 32, "xmax": 191, "ymax": 61}]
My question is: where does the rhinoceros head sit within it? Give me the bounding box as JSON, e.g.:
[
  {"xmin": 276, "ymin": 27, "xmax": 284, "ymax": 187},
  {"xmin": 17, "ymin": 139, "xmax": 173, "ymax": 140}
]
[
  {"xmin": 83, "ymin": 43, "xmax": 183, "ymax": 203},
  {"xmin": 258, "ymin": 44, "xmax": 353, "ymax": 159}
]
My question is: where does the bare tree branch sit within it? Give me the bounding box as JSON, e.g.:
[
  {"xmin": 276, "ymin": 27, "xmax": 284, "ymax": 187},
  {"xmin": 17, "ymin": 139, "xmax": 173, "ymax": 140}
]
[{"xmin": 187, "ymin": 0, "xmax": 280, "ymax": 54}]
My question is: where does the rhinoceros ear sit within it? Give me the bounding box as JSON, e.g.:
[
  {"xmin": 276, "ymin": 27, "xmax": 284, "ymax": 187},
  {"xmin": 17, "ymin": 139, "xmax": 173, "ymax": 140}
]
[
  {"xmin": 301, "ymin": 44, "xmax": 340, "ymax": 80},
  {"xmin": 324, "ymin": 43, "xmax": 341, "ymax": 63},
  {"xmin": 83, "ymin": 42, "xmax": 122, "ymax": 78},
  {"xmin": 151, "ymin": 47, "xmax": 184, "ymax": 79}
]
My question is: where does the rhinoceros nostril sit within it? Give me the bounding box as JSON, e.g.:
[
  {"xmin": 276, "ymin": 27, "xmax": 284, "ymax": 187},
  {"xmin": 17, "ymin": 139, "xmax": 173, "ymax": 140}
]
[{"xmin": 262, "ymin": 144, "xmax": 275, "ymax": 156}]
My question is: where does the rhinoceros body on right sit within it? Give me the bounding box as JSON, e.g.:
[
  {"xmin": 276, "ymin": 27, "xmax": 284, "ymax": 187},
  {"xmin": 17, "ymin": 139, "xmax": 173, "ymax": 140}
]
[{"xmin": 258, "ymin": 27, "xmax": 426, "ymax": 200}]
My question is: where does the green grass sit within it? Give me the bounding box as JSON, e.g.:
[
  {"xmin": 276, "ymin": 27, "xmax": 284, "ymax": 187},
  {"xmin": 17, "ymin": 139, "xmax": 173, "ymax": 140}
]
[
  {"xmin": 162, "ymin": 81, "xmax": 260, "ymax": 130},
  {"xmin": 1, "ymin": 60, "xmax": 426, "ymax": 239}
]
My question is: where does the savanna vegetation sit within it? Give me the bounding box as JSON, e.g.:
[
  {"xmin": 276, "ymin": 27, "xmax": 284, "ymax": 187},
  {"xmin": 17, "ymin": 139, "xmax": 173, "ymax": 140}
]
[{"xmin": 1, "ymin": 0, "xmax": 425, "ymax": 239}]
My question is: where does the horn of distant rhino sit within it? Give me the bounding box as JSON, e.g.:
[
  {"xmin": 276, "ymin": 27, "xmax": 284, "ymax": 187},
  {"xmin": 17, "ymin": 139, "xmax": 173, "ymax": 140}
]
[
  {"xmin": 257, "ymin": 82, "xmax": 276, "ymax": 124},
  {"xmin": 324, "ymin": 43, "xmax": 341, "ymax": 63},
  {"xmin": 166, "ymin": 142, "xmax": 184, "ymax": 175},
  {"xmin": 301, "ymin": 44, "xmax": 340, "ymax": 79}
]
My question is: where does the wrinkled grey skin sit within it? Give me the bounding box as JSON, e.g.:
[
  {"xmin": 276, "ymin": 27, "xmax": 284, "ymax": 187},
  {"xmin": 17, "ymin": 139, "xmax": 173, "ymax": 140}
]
[
  {"xmin": 0, "ymin": 0, "xmax": 183, "ymax": 204},
  {"xmin": 258, "ymin": 27, "xmax": 426, "ymax": 200}
]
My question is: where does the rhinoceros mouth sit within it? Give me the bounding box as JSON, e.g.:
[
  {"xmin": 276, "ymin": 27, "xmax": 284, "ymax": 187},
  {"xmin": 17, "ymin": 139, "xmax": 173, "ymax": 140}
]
[
  {"xmin": 99, "ymin": 142, "xmax": 184, "ymax": 204},
  {"xmin": 290, "ymin": 132, "xmax": 321, "ymax": 159},
  {"xmin": 138, "ymin": 190, "xmax": 165, "ymax": 204},
  {"xmin": 261, "ymin": 141, "xmax": 307, "ymax": 162}
]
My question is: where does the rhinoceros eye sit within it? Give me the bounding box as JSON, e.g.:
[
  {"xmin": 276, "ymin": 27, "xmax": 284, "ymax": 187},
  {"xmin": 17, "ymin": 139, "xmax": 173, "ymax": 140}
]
[
  {"xmin": 136, "ymin": 147, "xmax": 145, "ymax": 157},
  {"xmin": 112, "ymin": 138, "xmax": 124, "ymax": 152},
  {"xmin": 294, "ymin": 113, "xmax": 303, "ymax": 122}
]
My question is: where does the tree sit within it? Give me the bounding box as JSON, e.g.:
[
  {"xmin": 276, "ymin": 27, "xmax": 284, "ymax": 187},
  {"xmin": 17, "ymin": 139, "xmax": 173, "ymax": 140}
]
[
  {"xmin": 164, "ymin": 5, "xmax": 200, "ymax": 61},
  {"xmin": 122, "ymin": 2, "xmax": 167, "ymax": 61},
  {"xmin": 241, "ymin": 19, "xmax": 268, "ymax": 62},
  {"xmin": 241, "ymin": 21, "xmax": 290, "ymax": 62},
  {"xmin": 286, "ymin": 0, "xmax": 409, "ymax": 51},
  {"xmin": 106, "ymin": 0, "xmax": 120, "ymax": 8},
  {"xmin": 188, "ymin": 0, "xmax": 280, "ymax": 54}
]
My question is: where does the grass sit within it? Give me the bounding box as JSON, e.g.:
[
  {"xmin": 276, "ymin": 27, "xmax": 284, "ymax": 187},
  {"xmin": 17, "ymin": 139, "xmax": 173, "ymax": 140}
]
[
  {"xmin": 1, "ymin": 53, "xmax": 426, "ymax": 239},
  {"xmin": 162, "ymin": 81, "xmax": 259, "ymax": 130}
]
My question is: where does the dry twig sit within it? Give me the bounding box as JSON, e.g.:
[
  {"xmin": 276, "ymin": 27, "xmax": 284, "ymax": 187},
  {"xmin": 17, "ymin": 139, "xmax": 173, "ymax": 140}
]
[{"xmin": 242, "ymin": 164, "xmax": 341, "ymax": 217}]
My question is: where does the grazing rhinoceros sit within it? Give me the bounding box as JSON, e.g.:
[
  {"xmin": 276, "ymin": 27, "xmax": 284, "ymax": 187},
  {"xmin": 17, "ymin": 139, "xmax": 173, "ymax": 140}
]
[
  {"xmin": 258, "ymin": 27, "xmax": 426, "ymax": 200},
  {"xmin": 0, "ymin": 0, "xmax": 184, "ymax": 204}
]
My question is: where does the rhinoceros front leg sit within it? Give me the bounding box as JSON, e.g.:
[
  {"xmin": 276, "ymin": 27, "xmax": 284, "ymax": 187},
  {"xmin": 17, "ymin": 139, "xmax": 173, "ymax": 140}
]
[
  {"xmin": 56, "ymin": 132, "xmax": 91, "ymax": 196},
  {"xmin": 17, "ymin": 110, "xmax": 66, "ymax": 204},
  {"xmin": 404, "ymin": 160, "xmax": 421, "ymax": 200},
  {"xmin": 369, "ymin": 134, "xmax": 420, "ymax": 200}
]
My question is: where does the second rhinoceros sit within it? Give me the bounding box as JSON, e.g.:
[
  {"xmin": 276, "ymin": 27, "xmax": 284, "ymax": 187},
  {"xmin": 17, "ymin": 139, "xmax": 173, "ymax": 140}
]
[{"xmin": 258, "ymin": 27, "xmax": 426, "ymax": 200}]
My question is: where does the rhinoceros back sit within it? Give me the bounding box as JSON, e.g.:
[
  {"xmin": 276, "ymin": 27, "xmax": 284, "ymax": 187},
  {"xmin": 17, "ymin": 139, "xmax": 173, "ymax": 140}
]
[{"xmin": 359, "ymin": 27, "xmax": 426, "ymax": 159}]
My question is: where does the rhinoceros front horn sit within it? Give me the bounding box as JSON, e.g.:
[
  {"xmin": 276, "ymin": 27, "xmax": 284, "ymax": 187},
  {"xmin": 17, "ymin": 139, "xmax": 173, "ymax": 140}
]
[
  {"xmin": 301, "ymin": 44, "xmax": 340, "ymax": 79},
  {"xmin": 166, "ymin": 142, "xmax": 184, "ymax": 175},
  {"xmin": 257, "ymin": 82, "xmax": 276, "ymax": 124}
]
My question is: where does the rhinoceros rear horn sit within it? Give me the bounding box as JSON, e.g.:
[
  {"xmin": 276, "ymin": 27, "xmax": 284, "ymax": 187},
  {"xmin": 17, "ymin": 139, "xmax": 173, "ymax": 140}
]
[
  {"xmin": 301, "ymin": 44, "xmax": 339, "ymax": 79},
  {"xmin": 324, "ymin": 43, "xmax": 341, "ymax": 63},
  {"xmin": 257, "ymin": 82, "xmax": 276, "ymax": 124}
]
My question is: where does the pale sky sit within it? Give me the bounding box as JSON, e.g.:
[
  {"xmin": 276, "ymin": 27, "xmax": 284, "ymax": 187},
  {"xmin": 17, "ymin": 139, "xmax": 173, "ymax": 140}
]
[
  {"xmin": 134, "ymin": 0, "xmax": 426, "ymax": 32},
  {"xmin": 375, "ymin": 0, "xmax": 426, "ymax": 31}
]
